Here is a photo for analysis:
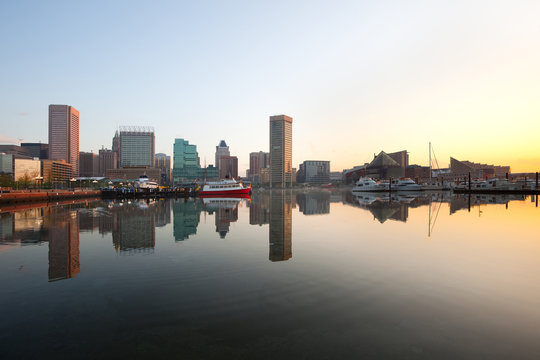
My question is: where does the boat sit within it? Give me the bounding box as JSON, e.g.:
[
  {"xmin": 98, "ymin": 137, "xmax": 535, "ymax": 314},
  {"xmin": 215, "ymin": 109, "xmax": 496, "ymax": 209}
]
[
  {"xmin": 485, "ymin": 178, "xmax": 519, "ymax": 190},
  {"xmin": 134, "ymin": 175, "xmax": 158, "ymax": 189},
  {"xmin": 394, "ymin": 178, "xmax": 425, "ymax": 191},
  {"xmin": 352, "ymin": 177, "xmax": 386, "ymax": 192},
  {"xmin": 199, "ymin": 179, "xmax": 251, "ymax": 196}
]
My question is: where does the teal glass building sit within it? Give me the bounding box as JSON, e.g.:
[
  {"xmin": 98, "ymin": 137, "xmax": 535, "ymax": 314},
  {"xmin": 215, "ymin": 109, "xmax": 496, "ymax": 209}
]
[{"xmin": 173, "ymin": 139, "xmax": 218, "ymax": 184}]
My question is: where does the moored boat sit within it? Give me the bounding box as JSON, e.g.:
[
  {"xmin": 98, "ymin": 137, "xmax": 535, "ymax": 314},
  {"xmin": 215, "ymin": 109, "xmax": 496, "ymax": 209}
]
[
  {"xmin": 394, "ymin": 178, "xmax": 424, "ymax": 191},
  {"xmin": 135, "ymin": 175, "xmax": 158, "ymax": 189},
  {"xmin": 352, "ymin": 177, "xmax": 386, "ymax": 192},
  {"xmin": 199, "ymin": 179, "xmax": 251, "ymax": 196}
]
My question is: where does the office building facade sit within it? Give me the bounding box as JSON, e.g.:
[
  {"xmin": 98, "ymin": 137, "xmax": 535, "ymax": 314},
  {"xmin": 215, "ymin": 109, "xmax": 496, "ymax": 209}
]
[
  {"xmin": 13, "ymin": 158, "xmax": 41, "ymax": 182},
  {"xmin": 119, "ymin": 126, "xmax": 155, "ymax": 167},
  {"xmin": 79, "ymin": 152, "xmax": 99, "ymax": 177},
  {"xmin": 98, "ymin": 148, "xmax": 116, "ymax": 177},
  {"xmin": 219, "ymin": 156, "xmax": 238, "ymax": 179},
  {"xmin": 269, "ymin": 115, "xmax": 293, "ymax": 188},
  {"xmin": 21, "ymin": 143, "xmax": 48, "ymax": 159},
  {"xmin": 48, "ymin": 105, "xmax": 79, "ymax": 176},
  {"xmin": 42, "ymin": 160, "xmax": 74, "ymax": 183},
  {"xmin": 298, "ymin": 160, "xmax": 330, "ymax": 184},
  {"xmin": 249, "ymin": 151, "xmax": 269, "ymax": 182},
  {"xmin": 155, "ymin": 153, "xmax": 171, "ymax": 185},
  {"xmin": 0, "ymin": 154, "xmax": 13, "ymax": 175},
  {"xmin": 173, "ymin": 139, "xmax": 218, "ymax": 184}
]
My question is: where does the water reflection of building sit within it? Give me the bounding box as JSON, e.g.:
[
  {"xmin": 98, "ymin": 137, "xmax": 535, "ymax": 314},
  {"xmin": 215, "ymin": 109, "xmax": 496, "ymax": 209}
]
[
  {"xmin": 344, "ymin": 192, "xmax": 409, "ymax": 223},
  {"xmin": 96, "ymin": 200, "xmax": 171, "ymax": 252},
  {"xmin": 155, "ymin": 200, "xmax": 172, "ymax": 228},
  {"xmin": 296, "ymin": 192, "xmax": 330, "ymax": 215},
  {"xmin": 48, "ymin": 210, "xmax": 80, "ymax": 281},
  {"xmin": 172, "ymin": 199, "xmax": 202, "ymax": 241},
  {"xmin": 202, "ymin": 198, "xmax": 240, "ymax": 238},
  {"xmin": 249, "ymin": 192, "xmax": 270, "ymax": 226},
  {"xmin": 269, "ymin": 190, "xmax": 292, "ymax": 262},
  {"xmin": 112, "ymin": 203, "xmax": 156, "ymax": 252},
  {"xmin": 78, "ymin": 210, "xmax": 100, "ymax": 232}
]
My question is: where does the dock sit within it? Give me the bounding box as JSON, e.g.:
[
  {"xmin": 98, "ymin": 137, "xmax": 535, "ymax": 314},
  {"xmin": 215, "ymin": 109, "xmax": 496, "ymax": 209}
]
[{"xmin": 454, "ymin": 189, "xmax": 540, "ymax": 195}]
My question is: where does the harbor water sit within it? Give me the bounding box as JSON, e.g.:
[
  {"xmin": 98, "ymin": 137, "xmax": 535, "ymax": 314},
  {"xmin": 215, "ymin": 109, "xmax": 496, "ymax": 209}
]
[{"xmin": 1, "ymin": 191, "xmax": 539, "ymax": 359}]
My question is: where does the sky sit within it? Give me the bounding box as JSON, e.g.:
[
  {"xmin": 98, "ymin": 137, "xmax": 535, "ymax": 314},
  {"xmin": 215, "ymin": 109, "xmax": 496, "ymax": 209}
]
[{"xmin": 1, "ymin": 0, "xmax": 539, "ymax": 173}]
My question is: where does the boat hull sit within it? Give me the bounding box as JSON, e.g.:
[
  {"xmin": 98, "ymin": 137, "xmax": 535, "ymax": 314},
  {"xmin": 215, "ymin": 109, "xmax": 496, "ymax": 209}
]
[{"xmin": 199, "ymin": 187, "xmax": 252, "ymax": 196}]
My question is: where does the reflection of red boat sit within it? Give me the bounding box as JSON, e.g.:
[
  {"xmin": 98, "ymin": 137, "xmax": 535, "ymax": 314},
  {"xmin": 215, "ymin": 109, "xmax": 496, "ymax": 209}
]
[
  {"xmin": 199, "ymin": 179, "xmax": 252, "ymax": 196},
  {"xmin": 200, "ymin": 193, "xmax": 251, "ymax": 199}
]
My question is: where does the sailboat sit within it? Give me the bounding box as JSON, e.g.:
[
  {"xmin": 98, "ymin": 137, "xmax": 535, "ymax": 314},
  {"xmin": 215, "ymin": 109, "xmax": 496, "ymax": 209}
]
[{"xmin": 423, "ymin": 142, "xmax": 453, "ymax": 190}]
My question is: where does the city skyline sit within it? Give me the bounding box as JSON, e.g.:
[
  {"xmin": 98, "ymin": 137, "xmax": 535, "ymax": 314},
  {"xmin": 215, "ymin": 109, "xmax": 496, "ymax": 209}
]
[{"xmin": 1, "ymin": 1, "xmax": 539, "ymax": 173}]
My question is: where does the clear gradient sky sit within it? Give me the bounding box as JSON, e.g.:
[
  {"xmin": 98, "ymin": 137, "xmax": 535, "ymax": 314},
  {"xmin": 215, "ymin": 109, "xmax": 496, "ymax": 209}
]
[{"xmin": 1, "ymin": 1, "xmax": 539, "ymax": 173}]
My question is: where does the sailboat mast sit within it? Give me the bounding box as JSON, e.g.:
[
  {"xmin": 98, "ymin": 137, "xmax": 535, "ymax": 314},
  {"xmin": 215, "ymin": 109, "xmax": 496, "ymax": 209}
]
[{"xmin": 429, "ymin": 142, "xmax": 432, "ymax": 181}]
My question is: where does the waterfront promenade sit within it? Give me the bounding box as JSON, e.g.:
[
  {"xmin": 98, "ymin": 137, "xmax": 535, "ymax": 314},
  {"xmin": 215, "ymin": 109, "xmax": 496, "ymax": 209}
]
[{"xmin": 0, "ymin": 189, "xmax": 101, "ymax": 205}]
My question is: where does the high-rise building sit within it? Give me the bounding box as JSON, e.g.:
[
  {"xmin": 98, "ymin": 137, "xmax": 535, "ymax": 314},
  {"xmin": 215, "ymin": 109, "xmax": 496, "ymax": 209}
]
[
  {"xmin": 119, "ymin": 126, "xmax": 155, "ymax": 167},
  {"xmin": 98, "ymin": 148, "xmax": 116, "ymax": 176},
  {"xmin": 249, "ymin": 151, "xmax": 269, "ymax": 182},
  {"xmin": 48, "ymin": 105, "xmax": 79, "ymax": 176},
  {"xmin": 215, "ymin": 140, "xmax": 230, "ymax": 170},
  {"xmin": 219, "ymin": 156, "xmax": 238, "ymax": 179},
  {"xmin": 112, "ymin": 131, "xmax": 120, "ymax": 168},
  {"xmin": 21, "ymin": 143, "xmax": 48, "ymax": 159},
  {"xmin": 79, "ymin": 152, "xmax": 99, "ymax": 177},
  {"xmin": 269, "ymin": 115, "xmax": 293, "ymax": 188},
  {"xmin": 173, "ymin": 139, "xmax": 218, "ymax": 184},
  {"xmin": 173, "ymin": 139, "xmax": 199, "ymax": 184},
  {"xmin": 155, "ymin": 153, "xmax": 171, "ymax": 185}
]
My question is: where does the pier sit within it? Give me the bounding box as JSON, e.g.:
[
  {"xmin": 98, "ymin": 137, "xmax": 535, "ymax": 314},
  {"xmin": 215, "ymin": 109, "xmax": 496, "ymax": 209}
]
[{"xmin": 454, "ymin": 188, "xmax": 540, "ymax": 195}]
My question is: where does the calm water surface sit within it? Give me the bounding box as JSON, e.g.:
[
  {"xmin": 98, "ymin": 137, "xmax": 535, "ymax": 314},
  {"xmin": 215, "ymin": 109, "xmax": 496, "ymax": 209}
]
[{"xmin": 1, "ymin": 191, "xmax": 539, "ymax": 359}]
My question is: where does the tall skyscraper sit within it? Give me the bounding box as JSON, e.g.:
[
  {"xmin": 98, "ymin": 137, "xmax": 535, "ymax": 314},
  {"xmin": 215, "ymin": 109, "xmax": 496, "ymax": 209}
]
[
  {"xmin": 269, "ymin": 115, "xmax": 293, "ymax": 188},
  {"xmin": 215, "ymin": 140, "xmax": 230, "ymax": 172},
  {"xmin": 118, "ymin": 126, "xmax": 155, "ymax": 167},
  {"xmin": 48, "ymin": 104, "xmax": 79, "ymax": 176}
]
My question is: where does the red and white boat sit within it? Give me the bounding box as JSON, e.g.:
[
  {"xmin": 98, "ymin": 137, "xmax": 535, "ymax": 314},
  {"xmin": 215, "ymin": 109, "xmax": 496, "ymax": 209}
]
[{"xmin": 199, "ymin": 179, "xmax": 251, "ymax": 196}]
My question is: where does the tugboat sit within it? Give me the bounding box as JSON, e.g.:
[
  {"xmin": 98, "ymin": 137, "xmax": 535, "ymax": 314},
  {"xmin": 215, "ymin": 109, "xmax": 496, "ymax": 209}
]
[{"xmin": 199, "ymin": 179, "xmax": 251, "ymax": 196}]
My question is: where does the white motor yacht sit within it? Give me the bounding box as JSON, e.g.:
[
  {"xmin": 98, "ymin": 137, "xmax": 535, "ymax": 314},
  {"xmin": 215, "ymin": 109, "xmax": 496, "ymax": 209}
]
[
  {"xmin": 486, "ymin": 178, "xmax": 519, "ymax": 190},
  {"xmin": 352, "ymin": 178, "xmax": 386, "ymax": 192},
  {"xmin": 394, "ymin": 178, "xmax": 424, "ymax": 191}
]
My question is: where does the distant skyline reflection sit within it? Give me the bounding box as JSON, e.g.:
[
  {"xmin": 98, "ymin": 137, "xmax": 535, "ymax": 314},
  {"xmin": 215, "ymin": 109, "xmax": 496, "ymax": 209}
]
[{"xmin": 1, "ymin": 191, "xmax": 539, "ymax": 358}]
